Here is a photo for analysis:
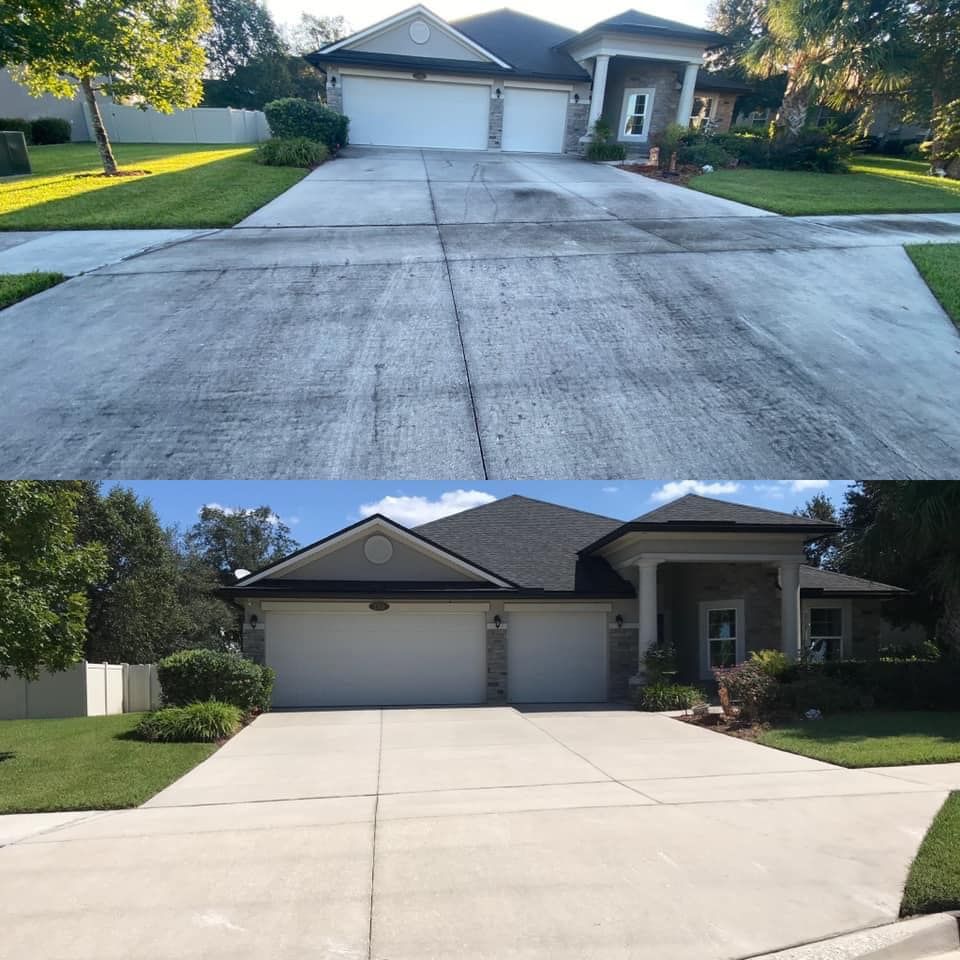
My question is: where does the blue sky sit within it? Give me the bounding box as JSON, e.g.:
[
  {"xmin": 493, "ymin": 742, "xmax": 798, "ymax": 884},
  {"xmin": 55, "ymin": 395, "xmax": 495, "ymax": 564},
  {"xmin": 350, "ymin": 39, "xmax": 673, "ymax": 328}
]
[{"xmin": 122, "ymin": 480, "xmax": 853, "ymax": 545}]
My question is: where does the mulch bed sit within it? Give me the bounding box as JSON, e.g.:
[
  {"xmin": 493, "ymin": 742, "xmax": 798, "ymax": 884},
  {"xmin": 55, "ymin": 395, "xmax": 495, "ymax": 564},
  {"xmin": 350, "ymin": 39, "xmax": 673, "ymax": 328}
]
[
  {"xmin": 621, "ymin": 163, "xmax": 703, "ymax": 186},
  {"xmin": 75, "ymin": 170, "xmax": 151, "ymax": 179},
  {"xmin": 677, "ymin": 711, "xmax": 767, "ymax": 741}
]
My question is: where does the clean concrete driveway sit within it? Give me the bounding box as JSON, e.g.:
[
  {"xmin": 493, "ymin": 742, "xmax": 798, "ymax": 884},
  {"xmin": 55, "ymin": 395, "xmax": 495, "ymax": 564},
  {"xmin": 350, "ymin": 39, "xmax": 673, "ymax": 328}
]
[
  {"xmin": 1, "ymin": 706, "xmax": 952, "ymax": 960},
  {"xmin": 1, "ymin": 147, "xmax": 960, "ymax": 477}
]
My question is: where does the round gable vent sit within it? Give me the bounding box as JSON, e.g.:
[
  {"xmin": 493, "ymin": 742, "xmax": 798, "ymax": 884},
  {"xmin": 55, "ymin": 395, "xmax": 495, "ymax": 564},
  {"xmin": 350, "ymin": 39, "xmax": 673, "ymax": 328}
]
[
  {"xmin": 363, "ymin": 534, "xmax": 394, "ymax": 565},
  {"xmin": 409, "ymin": 19, "xmax": 431, "ymax": 44}
]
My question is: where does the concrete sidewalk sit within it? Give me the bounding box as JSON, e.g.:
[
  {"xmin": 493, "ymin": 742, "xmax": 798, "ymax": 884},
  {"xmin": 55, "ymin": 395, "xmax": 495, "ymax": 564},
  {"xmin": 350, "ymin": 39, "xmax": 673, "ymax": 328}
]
[{"xmin": 1, "ymin": 706, "xmax": 954, "ymax": 960}]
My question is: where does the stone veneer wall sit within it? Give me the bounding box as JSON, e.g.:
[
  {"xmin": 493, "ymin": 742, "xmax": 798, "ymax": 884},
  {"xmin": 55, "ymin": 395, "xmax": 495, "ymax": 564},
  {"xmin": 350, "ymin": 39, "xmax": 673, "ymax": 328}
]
[
  {"xmin": 563, "ymin": 98, "xmax": 591, "ymax": 155},
  {"xmin": 243, "ymin": 623, "xmax": 266, "ymax": 664},
  {"xmin": 600, "ymin": 59, "xmax": 682, "ymax": 146},
  {"xmin": 326, "ymin": 70, "xmax": 343, "ymax": 113},
  {"xmin": 607, "ymin": 626, "xmax": 638, "ymax": 700},
  {"xmin": 486, "ymin": 624, "xmax": 508, "ymax": 702},
  {"xmin": 487, "ymin": 96, "xmax": 504, "ymax": 150}
]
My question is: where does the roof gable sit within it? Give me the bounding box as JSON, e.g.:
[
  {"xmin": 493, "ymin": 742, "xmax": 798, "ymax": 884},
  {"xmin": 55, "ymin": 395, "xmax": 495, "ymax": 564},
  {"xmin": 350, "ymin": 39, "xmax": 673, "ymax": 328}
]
[
  {"xmin": 233, "ymin": 515, "xmax": 516, "ymax": 589},
  {"xmin": 633, "ymin": 494, "xmax": 838, "ymax": 529},
  {"xmin": 569, "ymin": 8, "xmax": 725, "ymax": 45},
  {"xmin": 315, "ymin": 5, "xmax": 512, "ymax": 68}
]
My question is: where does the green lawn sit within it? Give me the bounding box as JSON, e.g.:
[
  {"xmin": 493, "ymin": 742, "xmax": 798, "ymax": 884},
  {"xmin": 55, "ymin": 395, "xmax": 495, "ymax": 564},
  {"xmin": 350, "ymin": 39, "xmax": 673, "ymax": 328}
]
[
  {"xmin": 901, "ymin": 792, "xmax": 960, "ymax": 916},
  {"xmin": 0, "ymin": 714, "xmax": 216, "ymax": 813},
  {"xmin": 907, "ymin": 244, "xmax": 960, "ymax": 326},
  {"xmin": 0, "ymin": 271, "xmax": 64, "ymax": 309},
  {"xmin": 756, "ymin": 711, "xmax": 960, "ymax": 767},
  {"xmin": 0, "ymin": 143, "xmax": 306, "ymax": 230},
  {"xmin": 690, "ymin": 155, "xmax": 960, "ymax": 215}
]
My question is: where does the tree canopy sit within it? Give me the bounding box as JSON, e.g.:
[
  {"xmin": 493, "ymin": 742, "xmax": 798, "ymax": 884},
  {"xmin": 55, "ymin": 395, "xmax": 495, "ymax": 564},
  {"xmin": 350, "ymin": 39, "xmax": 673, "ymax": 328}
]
[
  {"xmin": 793, "ymin": 493, "xmax": 840, "ymax": 569},
  {"xmin": 0, "ymin": 0, "xmax": 211, "ymax": 174},
  {"xmin": 0, "ymin": 482, "xmax": 107, "ymax": 680}
]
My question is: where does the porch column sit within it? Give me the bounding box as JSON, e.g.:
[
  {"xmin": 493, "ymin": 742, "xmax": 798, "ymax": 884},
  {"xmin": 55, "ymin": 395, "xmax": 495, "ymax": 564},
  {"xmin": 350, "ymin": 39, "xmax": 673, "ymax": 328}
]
[
  {"xmin": 587, "ymin": 54, "xmax": 610, "ymax": 133},
  {"xmin": 637, "ymin": 559, "xmax": 660, "ymax": 675},
  {"xmin": 675, "ymin": 61, "xmax": 700, "ymax": 126},
  {"xmin": 779, "ymin": 560, "xmax": 802, "ymax": 659}
]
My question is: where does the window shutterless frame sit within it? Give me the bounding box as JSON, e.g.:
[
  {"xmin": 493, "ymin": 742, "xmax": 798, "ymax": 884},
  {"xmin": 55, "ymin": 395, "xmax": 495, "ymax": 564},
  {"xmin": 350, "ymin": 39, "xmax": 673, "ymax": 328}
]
[
  {"xmin": 699, "ymin": 599, "xmax": 745, "ymax": 679},
  {"xmin": 618, "ymin": 87, "xmax": 656, "ymax": 141}
]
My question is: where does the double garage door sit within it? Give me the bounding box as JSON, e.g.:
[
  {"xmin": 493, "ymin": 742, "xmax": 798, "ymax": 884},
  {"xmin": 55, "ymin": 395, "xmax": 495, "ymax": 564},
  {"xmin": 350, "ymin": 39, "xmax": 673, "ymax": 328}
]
[
  {"xmin": 342, "ymin": 75, "xmax": 568, "ymax": 153},
  {"xmin": 267, "ymin": 607, "xmax": 607, "ymax": 707}
]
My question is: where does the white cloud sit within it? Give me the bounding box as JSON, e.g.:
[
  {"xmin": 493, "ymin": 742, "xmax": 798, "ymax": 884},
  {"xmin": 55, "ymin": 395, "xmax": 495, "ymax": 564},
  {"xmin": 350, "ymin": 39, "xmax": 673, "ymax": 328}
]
[
  {"xmin": 649, "ymin": 480, "xmax": 741, "ymax": 503},
  {"xmin": 200, "ymin": 503, "xmax": 280, "ymax": 525},
  {"xmin": 359, "ymin": 489, "xmax": 497, "ymax": 526},
  {"xmin": 790, "ymin": 480, "xmax": 829, "ymax": 493},
  {"xmin": 601, "ymin": 486, "xmax": 619, "ymax": 494},
  {"xmin": 752, "ymin": 483, "xmax": 786, "ymax": 499}
]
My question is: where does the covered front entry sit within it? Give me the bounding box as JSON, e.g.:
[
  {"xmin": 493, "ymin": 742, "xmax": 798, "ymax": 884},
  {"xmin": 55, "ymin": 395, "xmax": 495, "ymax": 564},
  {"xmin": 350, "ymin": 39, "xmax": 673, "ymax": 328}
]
[
  {"xmin": 341, "ymin": 75, "xmax": 490, "ymax": 149},
  {"xmin": 507, "ymin": 609, "xmax": 607, "ymax": 702},
  {"xmin": 266, "ymin": 606, "xmax": 487, "ymax": 707},
  {"xmin": 501, "ymin": 87, "xmax": 568, "ymax": 153}
]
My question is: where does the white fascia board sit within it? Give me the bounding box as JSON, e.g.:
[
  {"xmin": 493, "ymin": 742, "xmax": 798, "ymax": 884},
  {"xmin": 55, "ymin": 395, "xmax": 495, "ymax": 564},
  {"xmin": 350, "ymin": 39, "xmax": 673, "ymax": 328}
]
[
  {"xmin": 237, "ymin": 516, "xmax": 513, "ymax": 588},
  {"xmin": 567, "ymin": 33, "xmax": 706, "ymax": 65},
  {"xmin": 503, "ymin": 602, "xmax": 613, "ymax": 612},
  {"xmin": 339, "ymin": 67, "xmax": 497, "ymax": 86},
  {"xmin": 318, "ymin": 4, "xmax": 514, "ymax": 70},
  {"xmin": 616, "ymin": 551, "xmax": 807, "ymax": 566}
]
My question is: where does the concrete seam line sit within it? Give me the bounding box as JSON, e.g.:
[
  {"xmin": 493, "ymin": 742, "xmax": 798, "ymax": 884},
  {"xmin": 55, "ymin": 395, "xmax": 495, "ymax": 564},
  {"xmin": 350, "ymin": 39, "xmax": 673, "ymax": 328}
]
[
  {"xmin": 367, "ymin": 709, "xmax": 383, "ymax": 960},
  {"xmin": 0, "ymin": 809, "xmax": 116, "ymax": 848},
  {"xmin": 423, "ymin": 147, "xmax": 489, "ymax": 479}
]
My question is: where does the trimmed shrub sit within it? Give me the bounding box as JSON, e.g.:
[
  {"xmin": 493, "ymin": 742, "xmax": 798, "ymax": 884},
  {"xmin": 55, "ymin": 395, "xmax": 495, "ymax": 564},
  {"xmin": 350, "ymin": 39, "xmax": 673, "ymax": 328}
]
[
  {"xmin": 256, "ymin": 137, "xmax": 329, "ymax": 168},
  {"xmin": 137, "ymin": 701, "xmax": 243, "ymax": 742},
  {"xmin": 775, "ymin": 671, "xmax": 864, "ymax": 716},
  {"xmin": 264, "ymin": 98, "xmax": 348, "ymax": 152},
  {"xmin": 681, "ymin": 140, "xmax": 734, "ymax": 168},
  {"xmin": 0, "ymin": 118, "xmax": 32, "ymax": 142},
  {"xmin": 158, "ymin": 649, "xmax": 274, "ymax": 715},
  {"xmin": 638, "ymin": 681, "xmax": 705, "ymax": 711},
  {"xmin": 29, "ymin": 117, "xmax": 71, "ymax": 145},
  {"xmin": 714, "ymin": 661, "xmax": 776, "ymax": 721},
  {"xmin": 655, "ymin": 122, "xmax": 689, "ymax": 168},
  {"xmin": 782, "ymin": 659, "xmax": 959, "ymax": 711},
  {"xmin": 749, "ymin": 648, "xmax": 789, "ymax": 679},
  {"xmin": 587, "ymin": 141, "xmax": 627, "ymax": 162},
  {"xmin": 765, "ymin": 130, "xmax": 851, "ymax": 172}
]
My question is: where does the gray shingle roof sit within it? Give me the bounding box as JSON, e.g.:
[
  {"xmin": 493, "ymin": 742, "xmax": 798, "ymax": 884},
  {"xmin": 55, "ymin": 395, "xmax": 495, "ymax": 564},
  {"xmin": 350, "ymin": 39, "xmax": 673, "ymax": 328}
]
[
  {"xmin": 799, "ymin": 567, "xmax": 907, "ymax": 596},
  {"xmin": 633, "ymin": 494, "xmax": 838, "ymax": 528},
  {"xmin": 452, "ymin": 9, "xmax": 590, "ymax": 81},
  {"xmin": 565, "ymin": 9, "xmax": 725, "ymax": 46},
  {"xmin": 414, "ymin": 495, "xmax": 630, "ymax": 594}
]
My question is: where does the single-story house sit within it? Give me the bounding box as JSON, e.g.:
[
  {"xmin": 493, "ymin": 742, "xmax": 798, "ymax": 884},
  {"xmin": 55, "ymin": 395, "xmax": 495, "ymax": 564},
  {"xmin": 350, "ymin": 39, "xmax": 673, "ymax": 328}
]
[
  {"xmin": 308, "ymin": 5, "xmax": 747, "ymax": 154},
  {"xmin": 227, "ymin": 494, "xmax": 918, "ymax": 708}
]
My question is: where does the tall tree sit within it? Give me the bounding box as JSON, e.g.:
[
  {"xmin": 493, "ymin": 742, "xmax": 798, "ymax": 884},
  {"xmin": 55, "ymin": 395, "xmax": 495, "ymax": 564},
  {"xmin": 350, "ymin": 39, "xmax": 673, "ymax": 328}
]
[
  {"xmin": 840, "ymin": 481, "xmax": 960, "ymax": 652},
  {"xmin": 186, "ymin": 506, "xmax": 298, "ymax": 585},
  {"xmin": 794, "ymin": 493, "xmax": 840, "ymax": 569},
  {"xmin": 0, "ymin": 482, "xmax": 107, "ymax": 680},
  {"xmin": 0, "ymin": 0, "xmax": 211, "ymax": 175},
  {"xmin": 708, "ymin": 0, "xmax": 767, "ymax": 72},
  {"xmin": 285, "ymin": 13, "xmax": 348, "ymax": 54},
  {"xmin": 203, "ymin": 0, "xmax": 285, "ymax": 79}
]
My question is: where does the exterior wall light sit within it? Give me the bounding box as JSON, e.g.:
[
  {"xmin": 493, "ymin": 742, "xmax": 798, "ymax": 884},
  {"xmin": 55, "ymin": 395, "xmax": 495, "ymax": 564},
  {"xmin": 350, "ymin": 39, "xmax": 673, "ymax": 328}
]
[
  {"xmin": 249, "ymin": 614, "xmax": 258, "ymax": 629},
  {"xmin": 330, "ymin": 75, "xmax": 337, "ymax": 87},
  {"xmin": 493, "ymin": 614, "xmax": 503, "ymax": 630},
  {"xmin": 495, "ymin": 88, "xmax": 502, "ymax": 98},
  {"xmin": 574, "ymin": 92, "xmax": 580, "ymax": 103},
  {"xmin": 615, "ymin": 614, "xmax": 624, "ymax": 629}
]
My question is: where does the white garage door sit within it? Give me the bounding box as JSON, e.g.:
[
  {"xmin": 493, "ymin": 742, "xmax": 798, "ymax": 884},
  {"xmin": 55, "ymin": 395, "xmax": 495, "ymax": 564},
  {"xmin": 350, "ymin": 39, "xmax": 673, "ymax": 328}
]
[
  {"xmin": 507, "ymin": 610, "xmax": 607, "ymax": 702},
  {"xmin": 267, "ymin": 608, "xmax": 486, "ymax": 707},
  {"xmin": 342, "ymin": 75, "xmax": 490, "ymax": 150},
  {"xmin": 501, "ymin": 87, "xmax": 569, "ymax": 154}
]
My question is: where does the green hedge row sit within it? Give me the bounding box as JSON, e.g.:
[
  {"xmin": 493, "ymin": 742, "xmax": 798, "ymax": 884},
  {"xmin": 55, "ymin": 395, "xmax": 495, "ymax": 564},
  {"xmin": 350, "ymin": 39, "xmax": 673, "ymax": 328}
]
[
  {"xmin": 157, "ymin": 649, "xmax": 274, "ymax": 715},
  {"xmin": 0, "ymin": 116, "xmax": 72, "ymax": 145}
]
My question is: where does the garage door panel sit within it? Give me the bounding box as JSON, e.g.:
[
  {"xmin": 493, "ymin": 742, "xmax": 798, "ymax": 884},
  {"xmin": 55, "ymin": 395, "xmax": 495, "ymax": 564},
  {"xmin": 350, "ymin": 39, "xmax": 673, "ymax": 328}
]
[
  {"xmin": 501, "ymin": 87, "xmax": 568, "ymax": 154},
  {"xmin": 342, "ymin": 76, "xmax": 490, "ymax": 150},
  {"xmin": 268, "ymin": 611, "xmax": 486, "ymax": 707},
  {"xmin": 508, "ymin": 611, "xmax": 607, "ymax": 703}
]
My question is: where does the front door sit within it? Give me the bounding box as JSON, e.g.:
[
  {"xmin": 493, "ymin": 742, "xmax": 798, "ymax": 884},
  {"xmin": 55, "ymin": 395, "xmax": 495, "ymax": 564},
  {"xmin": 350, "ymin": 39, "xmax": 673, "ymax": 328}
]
[{"xmin": 699, "ymin": 599, "xmax": 745, "ymax": 679}]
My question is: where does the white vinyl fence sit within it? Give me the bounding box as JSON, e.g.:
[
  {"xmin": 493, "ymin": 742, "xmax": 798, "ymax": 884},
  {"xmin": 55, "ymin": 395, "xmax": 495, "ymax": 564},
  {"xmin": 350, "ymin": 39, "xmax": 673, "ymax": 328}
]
[
  {"xmin": 97, "ymin": 103, "xmax": 270, "ymax": 144},
  {"xmin": 0, "ymin": 662, "xmax": 161, "ymax": 721}
]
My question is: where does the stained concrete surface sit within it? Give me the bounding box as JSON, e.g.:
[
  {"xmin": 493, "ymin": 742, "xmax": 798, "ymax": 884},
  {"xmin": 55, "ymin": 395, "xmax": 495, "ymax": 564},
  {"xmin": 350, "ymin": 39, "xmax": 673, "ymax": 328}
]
[
  {"xmin": 1, "ymin": 147, "xmax": 959, "ymax": 477},
  {"xmin": 1, "ymin": 706, "xmax": 950, "ymax": 960}
]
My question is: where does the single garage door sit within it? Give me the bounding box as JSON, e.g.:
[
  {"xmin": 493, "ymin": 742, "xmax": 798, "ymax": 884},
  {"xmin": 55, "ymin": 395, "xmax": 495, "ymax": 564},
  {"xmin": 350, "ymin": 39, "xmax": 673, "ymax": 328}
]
[
  {"xmin": 501, "ymin": 87, "xmax": 569, "ymax": 153},
  {"xmin": 507, "ymin": 610, "xmax": 607, "ymax": 702},
  {"xmin": 266, "ymin": 608, "xmax": 486, "ymax": 707},
  {"xmin": 341, "ymin": 75, "xmax": 490, "ymax": 150}
]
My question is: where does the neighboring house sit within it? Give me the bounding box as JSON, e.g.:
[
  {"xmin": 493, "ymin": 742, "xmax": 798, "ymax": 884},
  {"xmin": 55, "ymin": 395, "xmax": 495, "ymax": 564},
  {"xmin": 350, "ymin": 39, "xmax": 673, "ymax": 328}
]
[
  {"xmin": 227, "ymin": 494, "xmax": 919, "ymax": 708},
  {"xmin": 309, "ymin": 5, "xmax": 742, "ymax": 154}
]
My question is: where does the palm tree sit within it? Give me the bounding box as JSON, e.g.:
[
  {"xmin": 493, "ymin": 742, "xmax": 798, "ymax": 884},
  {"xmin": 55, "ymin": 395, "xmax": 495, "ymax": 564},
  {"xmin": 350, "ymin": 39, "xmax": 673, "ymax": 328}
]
[{"xmin": 743, "ymin": 0, "xmax": 912, "ymax": 137}]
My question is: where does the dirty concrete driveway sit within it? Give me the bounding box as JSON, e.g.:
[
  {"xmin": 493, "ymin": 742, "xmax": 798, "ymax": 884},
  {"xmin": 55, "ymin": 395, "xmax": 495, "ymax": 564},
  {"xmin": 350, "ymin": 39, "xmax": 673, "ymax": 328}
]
[
  {"xmin": 1, "ymin": 147, "xmax": 960, "ymax": 477},
  {"xmin": 1, "ymin": 706, "xmax": 951, "ymax": 960}
]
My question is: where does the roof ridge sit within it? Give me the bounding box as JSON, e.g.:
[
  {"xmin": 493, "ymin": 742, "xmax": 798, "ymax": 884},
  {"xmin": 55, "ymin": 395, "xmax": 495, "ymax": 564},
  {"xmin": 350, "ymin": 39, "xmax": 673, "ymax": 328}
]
[
  {"xmin": 413, "ymin": 493, "xmax": 620, "ymax": 531},
  {"xmin": 633, "ymin": 493, "xmax": 836, "ymax": 525}
]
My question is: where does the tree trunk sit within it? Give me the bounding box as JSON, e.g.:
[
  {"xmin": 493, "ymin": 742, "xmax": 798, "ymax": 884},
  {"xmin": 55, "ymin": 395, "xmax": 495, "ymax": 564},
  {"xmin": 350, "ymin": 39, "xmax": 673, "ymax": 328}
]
[
  {"xmin": 777, "ymin": 77, "xmax": 810, "ymax": 139},
  {"xmin": 80, "ymin": 77, "xmax": 119, "ymax": 176}
]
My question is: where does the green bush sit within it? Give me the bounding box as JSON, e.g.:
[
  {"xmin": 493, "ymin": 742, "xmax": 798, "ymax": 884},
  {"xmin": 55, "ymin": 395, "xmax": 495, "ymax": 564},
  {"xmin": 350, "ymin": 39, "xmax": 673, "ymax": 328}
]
[
  {"xmin": 158, "ymin": 649, "xmax": 274, "ymax": 715},
  {"xmin": 782, "ymin": 660, "xmax": 959, "ymax": 711},
  {"xmin": 29, "ymin": 117, "xmax": 71, "ymax": 145},
  {"xmin": 586, "ymin": 141, "xmax": 627, "ymax": 162},
  {"xmin": 0, "ymin": 118, "xmax": 32, "ymax": 142},
  {"xmin": 655, "ymin": 122, "xmax": 689, "ymax": 168},
  {"xmin": 256, "ymin": 137, "xmax": 329, "ymax": 168},
  {"xmin": 714, "ymin": 661, "xmax": 777, "ymax": 721},
  {"xmin": 264, "ymin": 98, "xmax": 348, "ymax": 152},
  {"xmin": 749, "ymin": 649, "xmax": 789, "ymax": 679},
  {"xmin": 638, "ymin": 681, "xmax": 705, "ymax": 711},
  {"xmin": 775, "ymin": 671, "xmax": 864, "ymax": 716},
  {"xmin": 136, "ymin": 701, "xmax": 243, "ymax": 742},
  {"xmin": 681, "ymin": 140, "xmax": 734, "ymax": 168},
  {"xmin": 766, "ymin": 130, "xmax": 851, "ymax": 172},
  {"xmin": 644, "ymin": 640, "xmax": 679, "ymax": 682}
]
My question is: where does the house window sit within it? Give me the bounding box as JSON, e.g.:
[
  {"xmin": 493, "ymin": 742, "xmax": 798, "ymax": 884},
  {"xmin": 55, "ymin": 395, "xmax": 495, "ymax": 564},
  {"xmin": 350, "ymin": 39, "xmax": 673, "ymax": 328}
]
[
  {"xmin": 691, "ymin": 96, "xmax": 714, "ymax": 128},
  {"xmin": 807, "ymin": 606, "xmax": 843, "ymax": 661},
  {"xmin": 700, "ymin": 599, "xmax": 745, "ymax": 678},
  {"xmin": 619, "ymin": 88, "xmax": 655, "ymax": 140}
]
